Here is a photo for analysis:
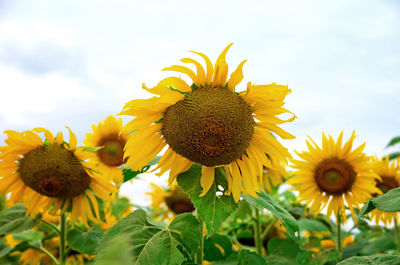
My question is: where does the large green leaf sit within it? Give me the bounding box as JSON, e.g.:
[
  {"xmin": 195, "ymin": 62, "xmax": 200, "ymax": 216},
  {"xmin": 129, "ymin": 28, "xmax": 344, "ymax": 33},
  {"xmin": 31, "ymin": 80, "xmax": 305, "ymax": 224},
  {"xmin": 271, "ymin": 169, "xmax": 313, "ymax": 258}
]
[
  {"xmin": 338, "ymin": 254, "xmax": 400, "ymax": 265},
  {"xmin": 204, "ymin": 234, "xmax": 233, "ymax": 261},
  {"xmin": 67, "ymin": 226, "xmax": 103, "ymax": 255},
  {"xmin": 243, "ymin": 191, "xmax": 299, "ymax": 241},
  {"xmin": 359, "ymin": 187, "xmax": 400, "ymax": 217},
  {"xmin": 96, "ymin": 209, "xmax": 186, "ymax": 265},
  {"xmin": 298, "ymin": 218, "xmax": 330, "ymax": 232},
  {"xmin": 237, "ymin": 250, "xmax": 267, "ymax": 265},
  {"xmin": 0, "ymin": 205, "xmax": 39, "ymax": 235},
  {"xmin": 12, "ymin": 230, "xmax": 44, "ymax": 242},
  {"xmin": 389, "ymin": 152, "xmax": 400, "ymax": 161},
  {"xmin": 359, "ymin": 235, "xmax": 396, "ymax": 255},
  {"xmin": 177, "ymin": 164, "xmax": 238, "ymax": 236},
  {"xmin": 168, "ymin": 213, "xmax": 201, "ymax": 257}
]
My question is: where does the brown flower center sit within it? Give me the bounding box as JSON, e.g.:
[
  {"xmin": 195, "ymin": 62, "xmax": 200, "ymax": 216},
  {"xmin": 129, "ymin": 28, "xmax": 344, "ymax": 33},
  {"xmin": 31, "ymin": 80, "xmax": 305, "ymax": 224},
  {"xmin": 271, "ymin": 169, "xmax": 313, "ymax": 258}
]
[
  {"xmin": 376, "ymin": 176, "xmax": 398, "ymax": 194},
  {"xmin": 19, "ymin": 144, "xmax": 90, "ymax": 198},
  {"xmin": 162, "ymin": 87, "xmax": 254, "ymax": 166},
  {"xmin": 314, "ymin": 158, "xmax": 356, "ymax": 195},
  {"xmin": 164, "ymin": 189, "xmax": 195, "ymax": 214},
  {"xmin": 97, "ymin": 134, "xmax": 126, "ymax": 167}
]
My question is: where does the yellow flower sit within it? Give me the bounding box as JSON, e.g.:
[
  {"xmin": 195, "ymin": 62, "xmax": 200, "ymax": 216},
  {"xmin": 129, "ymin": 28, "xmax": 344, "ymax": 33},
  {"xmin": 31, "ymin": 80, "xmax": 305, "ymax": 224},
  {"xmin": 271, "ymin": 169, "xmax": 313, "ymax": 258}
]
[
  {"xmin": 19, "ymin": 248, "xmax": 49, "ymax": 265},
  {"xmin": 321, "ymin": 236, "xmax": 354, "ymax": 249},
  {"xmin": 146, "ymin": 183, "xmax": 194, "ymax": 221},
  {"xmin": 83, "ymin": 115, "xmax": 128, "ymax": 184},
  {"xmin": 4, "ymin": 234, "xmax": 20, "ymax": 247},
  {"xmin": 0, "ymin": 127, "xmax": 116, "ymax": 225},
  {"xmin": 369, "ymin": 156, "xmax": 400, "ymax": 226},
  {"xmin": 320, "ymin": 239, "xmax": 336, "ymax": 249},
  {"xmin": 288, "ymin": 132, "xmax": 380, "ymax": 223},
  {"xmin": 120, "ymin": 44, "xmax": 295, "ymax": 202}
]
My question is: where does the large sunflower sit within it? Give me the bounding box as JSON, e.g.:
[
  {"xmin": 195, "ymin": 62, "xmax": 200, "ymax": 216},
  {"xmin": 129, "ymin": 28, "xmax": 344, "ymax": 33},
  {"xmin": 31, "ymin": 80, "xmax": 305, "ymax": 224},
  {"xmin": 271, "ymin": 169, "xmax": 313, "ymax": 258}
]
[
  {"xmin": 369, "ymin": 156, "xmax": 400, "ymax": 226},
  {"xmin": 83, "ymin": 115, "xmax": 128, "ymax": 184},
  {"xmin": 0, "ymin": 127, "xmax": 116, "ymax": 225},
  {"xmin": 120, "ymin": 44, "xmax": 295, "ymax": 202},
  {"xmin": 288, "ymin": 132, "xmax": 380, "ymax": 223}
]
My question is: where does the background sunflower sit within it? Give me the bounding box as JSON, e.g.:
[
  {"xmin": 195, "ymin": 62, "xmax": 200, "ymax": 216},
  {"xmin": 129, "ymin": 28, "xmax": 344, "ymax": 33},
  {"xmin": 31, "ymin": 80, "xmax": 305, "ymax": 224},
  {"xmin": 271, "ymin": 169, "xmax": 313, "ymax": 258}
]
[
  {"xmin": 288, "ymin": 131, "xmax": 380, "ymax": 223},
  {"xmin": 0, "ymin": 127, "xmax": 116, "ymax": 225},
  {"xmin": 84, "ymin": 115, "xmax": 128, "ymax": 184}
]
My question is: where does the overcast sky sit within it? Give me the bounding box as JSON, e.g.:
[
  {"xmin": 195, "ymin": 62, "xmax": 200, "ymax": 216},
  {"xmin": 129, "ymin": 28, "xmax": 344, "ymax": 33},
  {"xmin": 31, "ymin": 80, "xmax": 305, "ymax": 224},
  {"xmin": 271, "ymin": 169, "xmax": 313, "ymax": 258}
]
[{"xmin": 0, "ymin": 0, "xmax": 399, "ymax": 205}]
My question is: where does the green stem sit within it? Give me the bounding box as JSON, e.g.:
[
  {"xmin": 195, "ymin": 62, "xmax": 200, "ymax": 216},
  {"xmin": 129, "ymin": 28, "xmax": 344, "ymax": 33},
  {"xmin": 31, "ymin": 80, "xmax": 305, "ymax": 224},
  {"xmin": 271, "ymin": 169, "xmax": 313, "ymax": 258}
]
[
  {"xmin": 261, "ymin": 217, "xmax": 278, "ymax": 243},
  {"xmin": 394, "ymin": 218, "xmax": 400, "ymax": 254},
  {"xmin": 196, "ymin": 215, "xmax": 204, "ymax": 264},
  {"xmin": 336, "ymin": 213, "xmax": 342, "ymax": 263},
  {"xmin": 59, "ymin": 213, "xmax": 67, "ymax": 265},
  {"xmin": 31, "ymin": 245, "xmax": 59, "ymax": 265},
  {"xmin": 254, "ymin": 208, "xmax": 262, "ymax": 255},
  {"xmin": 41, "ymin": 219, "xmax": 61, "ymax": 236}
]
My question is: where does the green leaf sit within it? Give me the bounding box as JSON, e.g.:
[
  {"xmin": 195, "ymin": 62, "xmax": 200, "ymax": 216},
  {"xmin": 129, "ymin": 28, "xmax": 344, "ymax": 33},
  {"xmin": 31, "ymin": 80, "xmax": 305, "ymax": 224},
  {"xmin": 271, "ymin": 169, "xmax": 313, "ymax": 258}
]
[
  {"xmin": 12, "ymin": 230, "xmax": 44, "ymax": 242},
  {"xmin": 237, "ymin": 250, "xmax": 267, "ymax": 265},
  {"xmin": 267, "ymin": 238, "xmax": 298, "ymax": 260},
  {"xmin": 67, "ymin": 226, "xmax": 103, "ymax": 255},
  {"xmin": 0, "ymin": 204, "xmax": 39, "ymax": 235},
  {"xmin": 298, "ymin": 218, "xmax": 330, "ymax": 232},
  {"xmin": 111, "ymin": 197, "xmax": 132, "ymax": 218},
  {"xmin": 243, "ymin": 191, "xmax": 299, "ymax": 241},
  {"xmin": 96, "ymin": 209, "xmax": 185, "ymax": 265},
  {"xmin": 168, "ymin": 213, "xmax": 201, "ymax": 257},
  {"xmin": 122, "ymin": 168, "xmax": 142, "ymax": 182},
  {"xmin": 233, "ymin": 201, "xmax": 253, "ymax": 220},
  {"xmin": 386, "ymin": 136, "xmax": 400, "ymax": 148},
  {"xmin": 83, "ymin": 146, "xmax": 104, "ymax": 152},
  {"xmin": 359, "ymin": 187, "xmax": 400, "ymax": 217},
  {"xmin": 177, "ymin": 164, "xmax": 238, "ymax": 236},
  {"xmin": 338, "ymin": 254, "xmax": 400, "ymax": 265},
  {"xmin": 360, "ymin": 235, "xmax": 396, "ymax": 255},
  {"xmin": 389, "ymin": 152, "xmax": 400, "ymax": 161},
  {"xmin": 204, "ymin": 234, "xmax": 232, "ymax": 261}
]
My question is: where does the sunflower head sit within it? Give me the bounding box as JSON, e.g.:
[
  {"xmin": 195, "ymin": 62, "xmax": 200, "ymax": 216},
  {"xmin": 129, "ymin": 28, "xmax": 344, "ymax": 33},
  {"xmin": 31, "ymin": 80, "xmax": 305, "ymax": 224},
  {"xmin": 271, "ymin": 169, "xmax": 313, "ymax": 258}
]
[
  {"xmin": 19, "ymin": 143, "xmax": 90, "ymax": 198},
  {"xmin": 84, "ymin": 115, "xmax": 127, "ymax": 183},
  {"xmin": 147, "ymin": 183, "xmax": 194, "ymax": 221},
  {"xmin": 369, "ymin": 156, "xmax": 400, "ymax": 226},
  {"xmin": 288, "ymin": 131, "xmax": 380, "ymax": 223},
  {"xmin": 0, "ymin": 127, "xmax": 116, "ymax": 225},
  {"xmin": 121, "ymin": 44, "xmax": 294, "ymax": 202}
]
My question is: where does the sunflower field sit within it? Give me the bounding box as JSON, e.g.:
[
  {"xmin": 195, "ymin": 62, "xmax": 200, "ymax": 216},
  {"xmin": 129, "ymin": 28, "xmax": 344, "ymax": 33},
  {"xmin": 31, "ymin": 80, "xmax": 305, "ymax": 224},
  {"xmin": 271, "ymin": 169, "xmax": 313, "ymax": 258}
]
[{"xmin": 1, "ymin": 44, "xmax": 400, "ymax": 265}]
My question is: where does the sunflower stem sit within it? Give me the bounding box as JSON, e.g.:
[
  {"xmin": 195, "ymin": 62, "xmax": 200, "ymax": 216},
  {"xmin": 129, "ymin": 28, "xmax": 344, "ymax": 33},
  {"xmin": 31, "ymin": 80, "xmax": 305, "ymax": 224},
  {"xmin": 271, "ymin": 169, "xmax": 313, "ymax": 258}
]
[
  {"xmin": 41, "ymin": 219, "xmax": 61, "ymax": 236},
  {"xmin": 59, "ymin": 213, "xmax": 67, "ymax": 265},
  {"xmin": 261, "ymin": 217, "xmax": 278, "ymax": 244},
  {"xmin": 196, "ymin": 214, "xmax": 204, "ymax": 264},
  {"xmin": 31, "ymin": 245, "xmax": 60, "ymax": 265},
  {"xmin": 336, "ymin": 213, "xmax": 342, "ymax": 262},
  {"xmin": 254, "ymin": 208, "xmax": 262, "ymax": 255},
  {"xmin": 394, "ymin": 218, "xmax": 400, "ymax": 254}
]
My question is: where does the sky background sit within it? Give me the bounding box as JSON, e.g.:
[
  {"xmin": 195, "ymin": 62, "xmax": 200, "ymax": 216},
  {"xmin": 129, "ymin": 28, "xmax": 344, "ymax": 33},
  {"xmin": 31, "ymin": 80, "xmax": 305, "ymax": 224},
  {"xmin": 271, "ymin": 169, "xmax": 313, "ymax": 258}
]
[{"xmin": 0, "ymin": 0, "xmax": 399, "ymax": 206}]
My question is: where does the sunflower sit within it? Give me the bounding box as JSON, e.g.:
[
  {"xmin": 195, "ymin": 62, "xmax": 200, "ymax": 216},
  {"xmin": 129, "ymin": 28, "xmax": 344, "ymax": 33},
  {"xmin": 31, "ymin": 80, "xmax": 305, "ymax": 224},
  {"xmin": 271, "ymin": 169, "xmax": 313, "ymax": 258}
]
[
  {"xmin": 120, "ymin": 44, "xmax": 295, "ymax": 202},
  {"xmin": 369, "ymin": 156, "xmax": 400, "ymax": 226},
  {"xmin": 146, "ymin": 183, "xmax": 195, "ymax": 221},
  {"xmin": 0, "ymin": 127, "xmax": 116, "ymax": 225},
  {"xmin": 83, "ymin": 115, "xmax": 128, "ymax": 184},
  {"xmin": 288, "ymin": 132, "xmax": 380, "ymax": 223}
]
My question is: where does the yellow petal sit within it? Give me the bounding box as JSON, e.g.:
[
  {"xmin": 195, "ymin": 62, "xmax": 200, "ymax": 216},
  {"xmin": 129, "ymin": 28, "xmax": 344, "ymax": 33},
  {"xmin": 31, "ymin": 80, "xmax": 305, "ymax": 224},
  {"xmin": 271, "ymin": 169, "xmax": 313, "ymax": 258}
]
[
  {"xmin": 213, "ymin": 43, "xmax": 233, "ymax": 87},
  {"xmin": 163, "ymin": 65, "xmax": 198, "ymax": 86},
  {"xmin": 190, "ymin": 50, "xmax": 214, "ymax": 85},
  {"xmin": 65, "ymin": 126, "xmax": 77, "ymax": 149},
  {"xmin": 157, "ymin": 77, "xmax": 191, "ymax": 92},
  {"xmin": 33, "ymin": 127, "xmax": 54, "ymax": 144},
  {"xmin": 181, "ymin": 58, "xmax": 206, "ymax": 87},
  {"xmin": 227, "ymin": 60, "xmax": 246, "ymax": 90},
  {"xmin": 200, "ymin": 166, "xmax": 215, "ymax": 197}
]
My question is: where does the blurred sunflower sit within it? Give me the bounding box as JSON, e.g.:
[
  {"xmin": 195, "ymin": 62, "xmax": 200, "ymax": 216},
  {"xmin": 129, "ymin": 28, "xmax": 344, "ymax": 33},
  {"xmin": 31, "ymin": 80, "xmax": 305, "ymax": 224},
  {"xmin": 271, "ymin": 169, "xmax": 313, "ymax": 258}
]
[
  {"xmin": 288, "ymin": 132, "xmax": 380, "ymax": 223},
  {"xmin": 369, "ymin": 156, "xmax": 400, "ymax": 226},
  {"xmin": 320, "ymin": 235, "xmax": 354, "ymax": 249},
  {"xmin": 84, "ymin": 115, "xmax": 128, "ymax": 184},
  {"xmin": 120, "ymin": 43, "xmax": 295, "ymax": 202},
  {"xmin": 0, "ymin": 127, "xmax": 116, "ymax": 225},
  {"xmin": 146, "ymin": 183, "xmax": 194, "ymax": 221}
]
